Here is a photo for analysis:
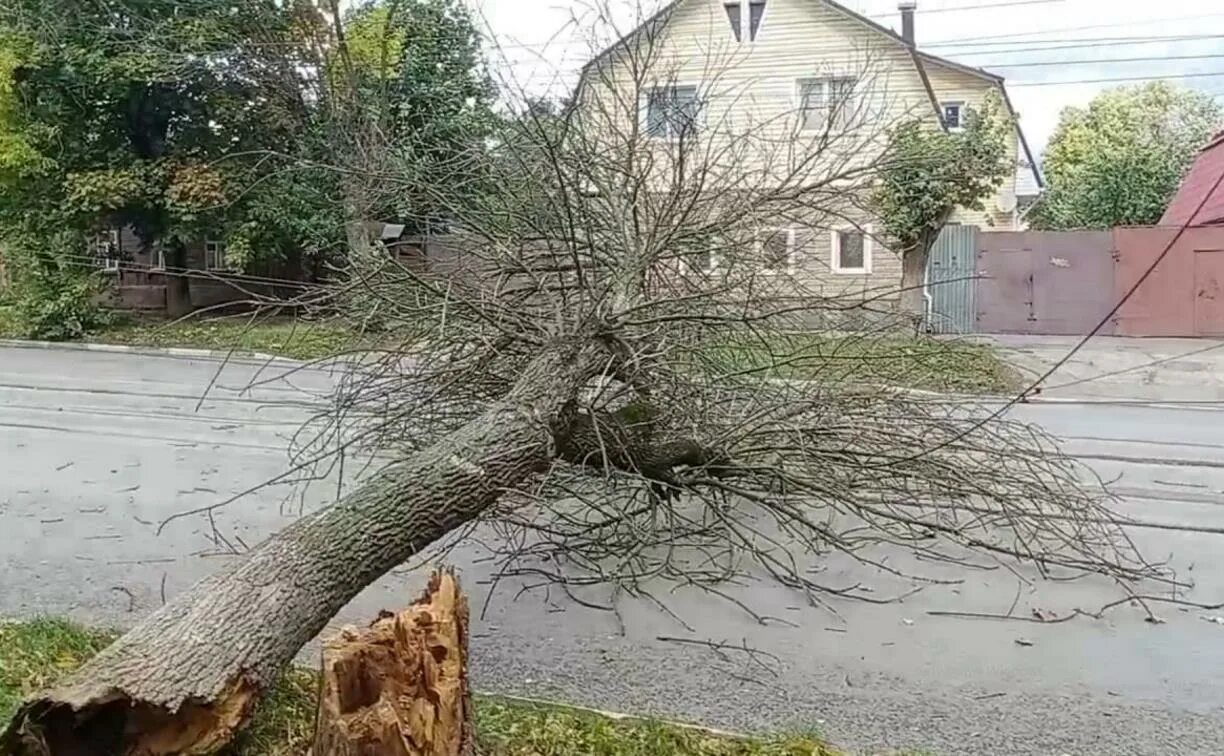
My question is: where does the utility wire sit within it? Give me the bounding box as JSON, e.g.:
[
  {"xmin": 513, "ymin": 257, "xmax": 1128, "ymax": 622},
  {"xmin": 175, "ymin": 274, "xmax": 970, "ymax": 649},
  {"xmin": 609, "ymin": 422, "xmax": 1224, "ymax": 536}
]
[{"xmin": 922, "ymin": 12, "xmax": 1224, "ymax": 47}]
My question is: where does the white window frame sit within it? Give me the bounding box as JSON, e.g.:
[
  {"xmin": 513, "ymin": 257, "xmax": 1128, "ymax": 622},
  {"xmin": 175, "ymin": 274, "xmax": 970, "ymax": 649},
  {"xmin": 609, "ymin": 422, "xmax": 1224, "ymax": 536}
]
[
  {"xmin": 830, "ymin": 224, "xmax": 872, "ymax": 275},
  {"xmin": 796, "ymin": 77, "xmax": 858, "ymax": 133},
  {"xmin": 758, "ymin": 228, "xmax": 796, "ymax": 275},
  {"xmin": 642, "ymin": 84, "xmax": 701, "ymax": 140},
  {"xmin": 942, "ymin": 101, "xmax": 965, "ymax": 132},
  {"xmin": 204, "ymin": 239, "xmax": 228, "ymax": 271}
]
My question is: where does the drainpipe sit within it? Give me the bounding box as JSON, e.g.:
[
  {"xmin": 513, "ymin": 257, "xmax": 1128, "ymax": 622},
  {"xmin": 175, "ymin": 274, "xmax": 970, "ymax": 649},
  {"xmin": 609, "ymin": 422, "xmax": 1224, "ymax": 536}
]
[{"xmin": 922, "ymin": 259, "xmax": 934, "ymax": 332}]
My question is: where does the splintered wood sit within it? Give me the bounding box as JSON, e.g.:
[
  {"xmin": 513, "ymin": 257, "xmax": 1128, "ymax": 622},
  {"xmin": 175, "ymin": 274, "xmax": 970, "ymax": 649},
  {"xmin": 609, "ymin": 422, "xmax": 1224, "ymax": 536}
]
[{"xmin": 312, "ymin": 570, "xmax": 473, "ymax": 756}]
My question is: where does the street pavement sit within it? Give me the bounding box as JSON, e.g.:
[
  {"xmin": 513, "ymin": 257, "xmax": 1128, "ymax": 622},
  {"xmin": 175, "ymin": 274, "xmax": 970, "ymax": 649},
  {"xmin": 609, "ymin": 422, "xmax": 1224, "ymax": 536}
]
[{"xmin": 4, "ymin": 341, "xmax": 1224, "ymax": 755}]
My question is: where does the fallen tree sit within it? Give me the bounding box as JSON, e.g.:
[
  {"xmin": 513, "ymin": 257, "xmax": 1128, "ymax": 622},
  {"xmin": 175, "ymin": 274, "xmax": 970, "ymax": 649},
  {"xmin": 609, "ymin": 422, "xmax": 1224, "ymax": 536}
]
[
  {"xmin": 1, "ymin": 344, "xmax": 609, "ymax": 754},
  {"xmin": 0, "ymin": 3, "xmax": 1177, "ymax": 753}
]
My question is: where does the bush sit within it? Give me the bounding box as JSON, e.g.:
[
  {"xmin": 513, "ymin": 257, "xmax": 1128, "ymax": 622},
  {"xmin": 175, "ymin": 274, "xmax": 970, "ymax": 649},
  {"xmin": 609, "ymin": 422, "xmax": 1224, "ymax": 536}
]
[{"xmin": 6, "ymin": 233, "xmax": 113, "ymax": 341}]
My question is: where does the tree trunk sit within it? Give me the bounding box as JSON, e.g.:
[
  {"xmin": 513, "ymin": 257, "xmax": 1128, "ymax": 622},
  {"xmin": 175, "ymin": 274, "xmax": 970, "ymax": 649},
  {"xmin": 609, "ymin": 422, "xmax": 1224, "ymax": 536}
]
[
  {"xmin": 313, "ymin": 570, "xmax": 474, "ymax": 756},
  {"xmin": 1, "ymin": 342, "xmax": 604, "ymax": 756},
  {"xmin": 164, "ymin": 241, "xmax": 192, "ymax": 319},
  {"xmin": 898, "ymin": 246, "xmax": 928, "ymax": 325}
]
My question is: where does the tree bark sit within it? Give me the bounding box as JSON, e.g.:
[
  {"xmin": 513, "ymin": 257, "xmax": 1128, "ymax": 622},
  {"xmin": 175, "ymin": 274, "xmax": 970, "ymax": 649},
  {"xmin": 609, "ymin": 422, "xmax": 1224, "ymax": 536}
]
[
  {"xmin": 898, "ymin": 246, "xmax": 928, "ymax": 325},
  {"xmin": 313, "ymin": 570, "xmax": 474, "ymax": 756},
  {"xmin": 0, "ymin": 342, "xmax": 604, "ymax": 756},
  {"xmin": 164, "ymin": 240, "xmax": 192, "ymax": 320}
]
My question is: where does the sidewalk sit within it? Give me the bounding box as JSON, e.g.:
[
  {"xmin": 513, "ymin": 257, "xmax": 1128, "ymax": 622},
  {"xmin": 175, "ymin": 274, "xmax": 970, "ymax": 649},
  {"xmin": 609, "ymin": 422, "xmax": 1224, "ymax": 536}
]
[{"xmin": 984, "ymin": 334, "xmax": 1224, "ymax": 403}]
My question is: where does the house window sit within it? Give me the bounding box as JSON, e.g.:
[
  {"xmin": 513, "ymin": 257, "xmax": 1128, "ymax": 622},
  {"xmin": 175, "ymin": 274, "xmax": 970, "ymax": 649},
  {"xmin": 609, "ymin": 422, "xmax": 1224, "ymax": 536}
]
[
  {"xmin": 748, "ymin": 1, "xmax": 766, "ymax": 41},
  {"xmin": 90, "ymin": 229, "xmax": 121, "ymax": 272},
  {"xmin": 725, "ymin": 2, "xmax": 764, "ymax": 42},
  {"xmin": 831, "ymin": 225, "xmax": 871, "ymax": 274},
  {"xmin": 798, "ymin": 78, "xmax": 857, "ymax": 132},
  {"xmin": 942, "ymin": 101, "xmax": 963, "ymax": 131},
  {"xmin": 759, "ymin": 228, "xmax": 795, "ymax": 274},
  {"xmin": 724, "ymin": 2, "xmax": 741, "ymax": 42},
  {"xmin": 204, "ymin": 240, "xmax": 227, "ymax": 270},
  {"xmin": 645, "ymin": 85, "xmax": 700, "ymax": 139}
]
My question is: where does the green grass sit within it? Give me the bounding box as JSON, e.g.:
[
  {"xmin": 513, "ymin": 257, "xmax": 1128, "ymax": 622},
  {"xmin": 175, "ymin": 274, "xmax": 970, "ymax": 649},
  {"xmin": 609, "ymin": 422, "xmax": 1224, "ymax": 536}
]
[
  {"xmin": 99, "ymin": 318, "xmax": 365, "ymax": 361},
  {"xmin": 707, "ymin": 333, "xmax": 1018, "ymax": 394},
  {"xmin": 0, "ymin": 618, "xmax": 837, "ymax": 756}
]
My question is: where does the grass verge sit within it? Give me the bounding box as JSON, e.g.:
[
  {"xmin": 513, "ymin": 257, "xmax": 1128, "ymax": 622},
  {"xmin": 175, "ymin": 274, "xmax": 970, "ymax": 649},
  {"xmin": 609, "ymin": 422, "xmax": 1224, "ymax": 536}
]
[
  {"xmin": 708, "ymin": 332, "xmax": 1018, "ymax": 394},
  {"xmin": 98, "ymin": 318, "xmax": 363, "ymax": 361},
  {"xmin": 0, "ymin": 618, "xmax": 836, "ymax": 755},
  {"xmin": 0, "ymin": 309, "xmax": 364, "ymax": 362}
]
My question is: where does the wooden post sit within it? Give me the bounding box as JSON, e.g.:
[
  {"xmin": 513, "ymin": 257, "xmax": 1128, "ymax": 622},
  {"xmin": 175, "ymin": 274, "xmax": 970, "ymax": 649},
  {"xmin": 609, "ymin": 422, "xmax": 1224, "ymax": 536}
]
[{"xmin": 312, "ymin": 570, "xmax": 474, "ymax": 756}]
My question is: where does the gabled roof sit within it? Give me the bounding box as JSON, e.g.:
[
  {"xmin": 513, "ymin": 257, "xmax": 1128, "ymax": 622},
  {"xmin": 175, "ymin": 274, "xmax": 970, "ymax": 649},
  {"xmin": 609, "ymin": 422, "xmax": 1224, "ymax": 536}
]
[
  {"xmin": 578, "ymin": 0, "xmax": 1044, "ymax": 190},
  {"xmin": 1160, "ymin": 130, "xmax": 1224, "ymax": 227}
]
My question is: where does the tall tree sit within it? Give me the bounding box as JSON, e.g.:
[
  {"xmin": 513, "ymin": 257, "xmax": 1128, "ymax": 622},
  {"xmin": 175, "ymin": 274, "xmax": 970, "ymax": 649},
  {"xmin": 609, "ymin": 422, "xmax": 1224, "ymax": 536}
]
[
  {"xmin": 321, "ymin": 0, "xmax": 496, "ymax": 246},
  {"xmin": 872, "ymin": 93, "xmax": 1010, "ymax": 319},
  {"xmin": 1031, "ymin": 81, "xmax": 1223, "ymax": 230},
  {"xmin": 0, "ymin": 0, "xmax": 339, "ymax": 316}
]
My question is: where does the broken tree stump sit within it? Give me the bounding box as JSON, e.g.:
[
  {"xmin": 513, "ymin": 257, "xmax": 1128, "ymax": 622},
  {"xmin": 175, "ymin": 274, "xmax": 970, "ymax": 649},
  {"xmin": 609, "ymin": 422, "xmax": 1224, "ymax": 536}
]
[{"xmin": 312, "ymin": 570, "xmax": 474, "ymax": 756}]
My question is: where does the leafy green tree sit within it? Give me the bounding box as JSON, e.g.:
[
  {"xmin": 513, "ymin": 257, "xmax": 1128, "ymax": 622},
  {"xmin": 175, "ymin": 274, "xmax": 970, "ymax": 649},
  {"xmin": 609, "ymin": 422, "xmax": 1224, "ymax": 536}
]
[
  {"xmin": 328, "ymin": 0, "xmax": 497, "ymax": 236},
  {"xmin": 0, "ymin": 0, "xmax": 336, "ymax": 317},
  {"xmin": 1031, "ymin": 81, "xmax": 1223, "ymax": 230},
  {"xmin": 872, "ymin": 93, "xmax": 1010, "ymax": 318}
]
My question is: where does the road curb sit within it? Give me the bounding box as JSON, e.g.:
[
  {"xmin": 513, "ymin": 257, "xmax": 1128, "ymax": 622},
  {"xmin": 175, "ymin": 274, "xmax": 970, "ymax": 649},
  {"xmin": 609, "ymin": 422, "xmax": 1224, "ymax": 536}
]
[{"xmin": 0, "ymin": 338, "xmax": 295, "ymax": 365}]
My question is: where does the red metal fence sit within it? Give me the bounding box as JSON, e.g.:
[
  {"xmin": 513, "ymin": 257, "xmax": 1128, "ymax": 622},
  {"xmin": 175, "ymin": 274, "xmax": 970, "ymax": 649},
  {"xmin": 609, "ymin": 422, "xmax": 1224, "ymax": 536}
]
[
  {"xmin": 1113, "ymin": 226, "xmax": 1224, "ymax": 337},
  {"xmin": 970, "ymin": 226, "xmax": 1224, "ymax": 338}
]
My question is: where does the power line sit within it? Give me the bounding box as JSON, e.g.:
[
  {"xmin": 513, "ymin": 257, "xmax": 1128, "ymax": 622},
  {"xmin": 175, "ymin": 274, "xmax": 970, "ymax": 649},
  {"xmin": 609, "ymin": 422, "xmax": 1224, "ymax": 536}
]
[
  {"xmin": 1008, "ymin": 70, "xmax": 1224, "ymax": 87},
  {"xmin": 976, "ymin": 52, "xmax": 1224, "ymax": 69},
  {"xmin": 922, "ymin": 12, "xmax": 1224, "ymax": 47},
  {"xmin": 860, "ymin": 0, "xmax": 1064, "ymax": 18},
  {"xmin": 931, "ymin": 34, "xmax": 1224, "ymax": 55}
]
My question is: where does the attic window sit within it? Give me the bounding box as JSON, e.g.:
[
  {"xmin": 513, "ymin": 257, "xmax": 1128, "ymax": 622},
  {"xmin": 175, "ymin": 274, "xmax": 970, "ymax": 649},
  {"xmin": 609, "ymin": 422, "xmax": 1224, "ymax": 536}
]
[
  {"xmin": 749, "ymin": 1, "xmax": 766, "ymax": 41},
  {"xmin": 724, "ymin": 3, "xmax": 741, "ymax": 42},
  {"xmin": 942, "ymin": 101, "xmax": 964, "ymax": 131}
]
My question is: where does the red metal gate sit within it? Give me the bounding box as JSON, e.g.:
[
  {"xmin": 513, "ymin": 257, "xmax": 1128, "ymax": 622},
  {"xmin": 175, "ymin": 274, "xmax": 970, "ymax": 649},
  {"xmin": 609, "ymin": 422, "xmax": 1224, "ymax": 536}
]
[
  {"xmin": 975, "ymin": 231, "xmax": 1116, "ymax": 336},
  {"xmin": 1194, "ymin": 249, "xmax": 1224, "ymax": 336}
]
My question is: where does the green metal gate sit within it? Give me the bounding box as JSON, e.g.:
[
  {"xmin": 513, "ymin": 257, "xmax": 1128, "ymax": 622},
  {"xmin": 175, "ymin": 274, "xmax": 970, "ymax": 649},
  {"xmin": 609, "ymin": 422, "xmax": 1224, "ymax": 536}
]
[{"xmin": 925, "ymin": 224, "xmax": 978, "ymax": 334}]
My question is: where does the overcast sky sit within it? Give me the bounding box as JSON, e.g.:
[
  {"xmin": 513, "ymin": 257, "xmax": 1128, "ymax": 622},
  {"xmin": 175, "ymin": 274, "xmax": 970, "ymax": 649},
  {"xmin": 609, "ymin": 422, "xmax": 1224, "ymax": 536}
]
[{"xmin": 469, "ymin": 0, "xmax": 1224, "ymax": 159}]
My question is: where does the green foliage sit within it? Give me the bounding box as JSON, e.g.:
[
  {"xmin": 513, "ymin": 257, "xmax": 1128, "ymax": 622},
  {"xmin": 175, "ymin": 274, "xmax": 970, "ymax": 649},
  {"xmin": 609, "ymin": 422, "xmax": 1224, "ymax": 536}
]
[
  {"xmin": 1031, "ymin": 81, "xmax": 1224, "ymax": 229},
  {"xmin": 0, "ymin": 0, "xmax": 340, "ymax": 274},
  {"xmin": 6, "ymin": 232, "xmax": 112, "ymax": 341},
  {"xmin": 872, "ymin": 92, "xmax": 1011, "ymax": 257},
  {"xmin": 339, "ymin": 0, "xmax": 497, "ymax": 229}
]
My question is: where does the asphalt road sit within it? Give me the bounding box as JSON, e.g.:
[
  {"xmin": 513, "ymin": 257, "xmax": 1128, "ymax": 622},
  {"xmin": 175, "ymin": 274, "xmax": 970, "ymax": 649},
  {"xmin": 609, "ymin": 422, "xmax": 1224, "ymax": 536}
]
[{"xmin": 4, "ymin": 343, "xmax": 1224, "ymax": 755}]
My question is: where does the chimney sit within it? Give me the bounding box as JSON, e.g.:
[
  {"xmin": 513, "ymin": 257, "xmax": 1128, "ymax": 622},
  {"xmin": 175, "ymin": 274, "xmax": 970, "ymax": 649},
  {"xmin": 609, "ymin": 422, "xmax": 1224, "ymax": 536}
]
[{"xmin": 899, "ymin": 1, "xmax": 917, "ymax": 45}]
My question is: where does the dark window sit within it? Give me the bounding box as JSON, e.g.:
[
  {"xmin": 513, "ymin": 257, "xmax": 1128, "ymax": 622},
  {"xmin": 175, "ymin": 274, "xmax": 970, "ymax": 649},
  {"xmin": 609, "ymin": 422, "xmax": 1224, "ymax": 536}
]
[
  {"xmin": 724, "ymin": 3, "xmax": 742, "ymax": 42},
  {"xmin": 942, "ymin": 102, "xmax": 963, "ymax": 130},
  {"xmin": 749, "ymin": 1, "xmax": 766, "ymax": 40},
  {"xmin": 836, "ymin": 229, "xmax": 865, "ymax": 271},
  {"xmin": 645, "ymin": 86, "xmax": 700, "ymax": 139}
]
